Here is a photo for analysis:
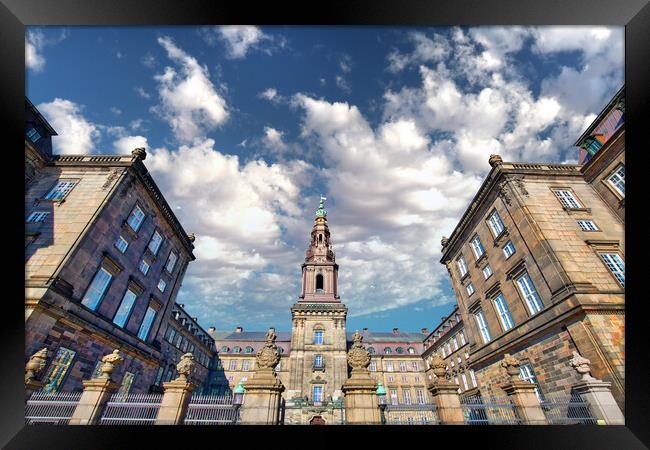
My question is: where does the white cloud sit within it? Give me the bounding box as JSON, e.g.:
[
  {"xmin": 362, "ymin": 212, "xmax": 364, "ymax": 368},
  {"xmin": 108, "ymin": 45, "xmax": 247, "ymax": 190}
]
[
  {"xmin": 387, "ymin": 31, "xmax": 451, "ymax": 72},
  {"xmin": 25, "ymin": 29, "xmax": 69, "ymax": 72},
  {"xmin": 262, "ymin": 126, "xmax": 288, "ymax": 152},
  {"xmin": 152, "ymin": 36, "xmax": 229, "ymax": 143},
  {"xmin": 37, "ymin": 98, "xmax": 100, "ymax": 154},
  {"xmin": 141, "ymin": 52, "xmax": 156, "ymax": 68},
  {"xmin": 259, "ymin": 87, "xmax": 285, "ymax": 105},
  {"xmin": 109, "ymin": 106, "xmax": 122, "ymax": 115},
  {"xmin": 134, "ymin": 86, "xmax": 151, "ymax": 99},
  {"xmin": 339, "ymin": 53, "xmax": 353, "ymax": 73},
  {"xmin": 335, "ymin": 75, "xmax": 351, "ymax": 93},
  {"xmin": 113, "ymin": 135, "xmax": 149, "ymax": 154},
  {"xmin": 202, "ymin": 26, "xmax": 285, "ymax": 59}
]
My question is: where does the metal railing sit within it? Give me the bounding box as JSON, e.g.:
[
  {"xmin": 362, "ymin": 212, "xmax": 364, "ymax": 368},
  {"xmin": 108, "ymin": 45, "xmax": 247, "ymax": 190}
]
[
  {"xmin": 184, "ymin": 394, "xmax": 239, "ymax": 425},
  {"xmin": 460, "ymin": 394, "xmax": 521, "ymax": 425},
  {"xmin": 99, "ymin": 393, "xmax": 162, "ymax": 425},
  {"xmin": 541, "ymin": 391, "xmax": 597, "ymax": 424},
  {"xmin": 384, "ymin": 403, "xmax": 440, "ymax": 425},
  {"xmin": 25, "ymin": 391, "xmax": 82, "ymax": 425}
]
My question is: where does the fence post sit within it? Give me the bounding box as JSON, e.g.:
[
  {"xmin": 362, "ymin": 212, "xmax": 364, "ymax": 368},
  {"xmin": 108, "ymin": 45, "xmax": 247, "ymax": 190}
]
[
  {"xmin": 155, "ymin": 353, "xmax": 197, "ymax": 425},
  {"xmin": 569, "ymin": 351, "xmax": 624, "ymax": 425},
  {"xmin": 341, "ymin": 331, "xmax": 381, "ymax": 425},
  {"xmin": 426, "ymin": 353, "xmax": 464, "ymax": 425},
  {"xmin": 241, "ymin": 329, "xmax": 285, "ymax": 425},
  {"xmin": 499, "ymin": 354, "xmax": 547, "ymax": 425},
  {"xmin": 25, "ymin": 348, "xmax": 48, "ymax": 399},
  {"xmin": 69, "ymin": 349, "xmax": 123, "ymax": 425}
]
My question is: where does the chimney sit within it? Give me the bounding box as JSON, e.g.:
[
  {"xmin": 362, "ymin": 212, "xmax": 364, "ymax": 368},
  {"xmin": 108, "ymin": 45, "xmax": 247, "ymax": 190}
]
[
  {"xmin": 235, "ymin": 326, "xmax": 243, "ymax": 333},
  {"xmin": 179, "ymin": 304, "xmax": 185, "ymax": 309},
  {"xmin": 208, "ymin": 327, "xmax": 216, "ymax": 333},
  {"xmin": 192, "ymin": 317, "xmax": 198, "ymax": 322},
  {"xmin": 421, "ymin": 328, "xmax": 429, "ymax": 335},
  {"xmin": 392, "ymin": 328, "xmax": 400, "ymax": 335},
  {"xmin": 363, "ymin": 327, "xmax": 368, "ymax": 333}
]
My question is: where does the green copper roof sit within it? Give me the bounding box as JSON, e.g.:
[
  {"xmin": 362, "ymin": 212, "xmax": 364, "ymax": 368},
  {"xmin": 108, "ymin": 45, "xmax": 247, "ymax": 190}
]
[{"xmin": 316, "ymin": 195, "xmax": 327, "ymax": 217}]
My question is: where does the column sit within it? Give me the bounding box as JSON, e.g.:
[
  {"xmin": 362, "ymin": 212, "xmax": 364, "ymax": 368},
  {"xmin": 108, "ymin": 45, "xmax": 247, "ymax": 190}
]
[
  {"xmin": 426, "ymin": 353, "xmax": 464, "ymax": 425},
  {"xmin": 341, "ymin": 331, "xmax": 380, "ymax": 424},
  {"xmin": 155, "ymin": 353, "xmax": 197, "ymax": 425},
  {"xmin": 499, "ymin": 354, "xmax": 547, "ymax": 425},
  {"xmin": 25, "ymin": 348, "xmax": 48, "ymax": 399}
]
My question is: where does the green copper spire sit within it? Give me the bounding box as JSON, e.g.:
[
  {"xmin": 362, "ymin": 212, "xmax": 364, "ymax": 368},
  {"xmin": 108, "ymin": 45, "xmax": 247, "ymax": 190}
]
[{"xmin": 316, "ymin": 195, "xmax": 327, "ymax": 217}]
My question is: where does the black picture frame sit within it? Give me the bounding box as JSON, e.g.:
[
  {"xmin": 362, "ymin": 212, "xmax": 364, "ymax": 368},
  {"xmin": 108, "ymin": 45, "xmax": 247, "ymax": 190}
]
[{"xmin": 3, "ymin": 0, "xmax": 648, "ymax": 448}]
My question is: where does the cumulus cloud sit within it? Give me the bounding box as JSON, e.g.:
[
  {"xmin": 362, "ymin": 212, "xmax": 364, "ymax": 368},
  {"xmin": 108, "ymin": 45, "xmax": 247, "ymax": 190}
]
[
  {"xmin": 262, "ymin": 126, "xmax": 289, "ymax": 153},
  {"xmin": 258, "ymin": 87, "xmax": 285, "ymax": 105},
  {"xmin": 202, "ymin": 26, "xmax": 286, "ymax": 59},
  {"xmin": 152, "ymin": 36, "xmax": 229, "ymax": 142},
  {"xmin": 113, "ymin": 135, "xmax": 149, "ymax": 154},
  {"xmin": 26, "ymin": 29, "xmax": 69, "ymax": 72},
  {"xmin": 37, "ymin": 98, "xmax": 100, "ymax": 154},
  {"xmin": 134, "ymin": 86, "xmax": 151, "ymax": 99}
]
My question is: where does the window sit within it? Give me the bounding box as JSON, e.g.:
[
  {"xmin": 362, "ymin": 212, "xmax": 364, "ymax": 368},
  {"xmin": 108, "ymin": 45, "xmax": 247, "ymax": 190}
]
[
  {"xmin": 137, "ymin": 306, "xmax": 157, "ymax": 341},
  {"xmin": 221, "ymin": 346, "xmax": 229, "ymax": 353},
  {"xmin": 502, "ymin": 240, "xmax": 516, "ymax": 259},
  {"xmin": 368, "ymin": 347, "xmax": 375, "ymax": 354},
  {"xmin": 474, "ymin": 310, "xmax": 491, "ymax": 344},
  {"xmin": 399, "ymin": 361, "xmax": 407, "ymax": 372},
  {"xmin": 386, "ymin": 361, "xmax": 394, "ymax": 372},
  {"xmin": 403, "ymin": 389, "xmax": 412, "ymax": 405},
  {"xmin": 148, "ymin": 230, "xmax": 164, "ymax": 255},
  {"xmin": 461, "ymin": 373, "xmax": 469, "ymax": 390},
  {"xmin": 242, "ymin": 360, "xmax": 250, "ymax": 371},
  {"xmin": 45, "ymin": 180, "xmax": 76, "ymax": 201},
  {"xmin": 441, "ymin": 346, "xmax": 446, "ymax": 358},
  {"xmin": 27, "ymin": 211, "xmax": 49, "ymax": 223},
  {"xmin": 315, "ymin": 273, "xmax": 324, "ymax": 292},
  {"xmin": 314, "ymin": 355, "xmax": 323, "ymax": 367},
  {"xmin": 42, "ymin": 347, "xmax": 76, "ymax": 393},
  {"xmin": 416, "ymin": 389, "xmax": 426, "ymax": 405},
  {"xmin": 313, "ymin": 385, "xmax": 323, "ymax": 402},
  {"xmin": 607, "ymin": 165, "xmax": 625, "ymax": 197},
  {"xmin": 396, "ymin": 347, "xmax": 404, "ymax": 354},
  {"xmin": 470, "ymin": 235, "xmax": 485, "ymax": 259},
  {"xmin": 519, "ymin": 364, "xmax": 543, "ymax": 402},
  {"xmin": 165, "ymin": 251, "xmax": 178, "ymax": 273},
  {"xmin": 117, "ymin": 372, "xmax": 136, "ymax": 396},
  {"xmin": 469, "ymin": 370, "xmax": 477, "ymax": 387},
  {"xmin": 387, "ymin": 375, "xmax": 395, "ymax": 383},
  {"xmin": 313, "ymin": 330, "xmax": 324, "ymax": 344},
  {"xmin": 553, "ymin": 189, "xmax": 581, "ymax": 209},
  {"xmin": 456, "ymin": 256, "xmax": 468, "ymax": 278},
  {"xmin": 600, "ymin": 253, "xmax": 625, "ymax": 287},
  {"xmin": 244, "ymin": 346, "xmax": 254, "ymax": 353},
  {"xmin": 466, "ymin": 283, "xmax": 475, "ymax": 296},
  {"xmin": 487, "ymin": 210, "xmax": 505, "ymax": 237},
  {"xmin": 384, "ymin": 347, "xmax": 392, "ymax": 354},
  {"xmin": 157, "ymin": 279, "xmax": 167, "ymax": 293},
  {"xmin": 389, "ymin": 389, "xmax": 398, "ymax": 405},
  {"xmin": 411, "ymin": 361, "xmax": 419, "ymax": 371},
  {"xmin": 369, "ymin": 361, "xmax": 377, "ymax": 372},
  {"xmin": 27, "ymin": 127, "xmax": 41, "ymax": 142},
  {"xmin": 166, "ymin": 327, "xmax": 176, "ymax": 343},
  {"xmin": 515, "ymin": 272, "xmax": 544, "ymax": 315},
  {"xmin": 493, "ymin": 294, "xmax": 515, "ymax": 331},
  {"xmin": 114, "ymin": 235, "xmax": 129, "ymax": 253},
  {"xmin": 81, "ymin": 267, "xmax": 113, "ymax": 310},
  {"xmin": 459, "ymin": 331, "xmax": 466, "ymax": 345},
  {"xmin": 113, "ymin": 289, "xmax": 138, "ymax": 328},
  {"xmin": 482, "ymin": 264, "xmax": 493, "ymax": 280},
  {"xmin": 233, "ymin": 346, "xmax": 242, "ymax": 353},
  {"xmin": 407, "ymin": 347, "xmax": 415, "ymax": 354},
  {"xmin": 452, "ymin": 337, "xmax": 459, "ymax": 351},
  {"xmin": 127, "ymin": 205, "xmax": 146, "ymax": 232},
  {"xmin": 138, "ymin": 259, "xmax": 150, "ymax": 276},
  {"xmin": 229, "ymin": 360, "xmax": 237, "ymax": 371},
  {"xmin": 577, "ymin": 220, "xmax": 599, "ymax": 231}
]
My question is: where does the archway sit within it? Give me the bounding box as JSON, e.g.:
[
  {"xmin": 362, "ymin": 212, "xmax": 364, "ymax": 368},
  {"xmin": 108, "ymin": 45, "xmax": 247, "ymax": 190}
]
[{"xmin": 309, "ymin": 415, "xmax": 326, "ymax": 425}]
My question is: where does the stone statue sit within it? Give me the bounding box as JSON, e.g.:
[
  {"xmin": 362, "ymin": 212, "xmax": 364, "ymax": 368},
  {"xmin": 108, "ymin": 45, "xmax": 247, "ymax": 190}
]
[
  {"xmin": 316, "ymin": 195, "xmax": 327, "ymax": 217},
  {"xmin": 346, "ymin": 330, "xmax": 371, "ymax": 371},
  {"xmin": 500, "ymin": 353, "xmax": 521, "ymax": 380},
  {"xmin": 25, "ymin": 348, "xmax": 48, "ymax": 384},
  {"xmin": 255, "ymin": 328, "xmax": 281, "ymax": 370},
  {"xmin": 132, "ymin": 147, "xmax": 147, "ymax": 160},
  {"xmin": 428, "ymin": 353, "xmax": 447, "ymax": 378},
  {"xmin": 569, "ymin": 351, "xmax": 595, "ymax": 381},
  {"xmin": 441, "ymin": 236, "xmax": 449, "ymax": 248},
  {"xmin": 99, "ymin": 349, "xmax": 124, "ymax": 380},
  {"xmin": 488, "ymin": 154, "xmax": 503, "ymax": 167},
  {"xmin": 175, "ymin": 353, "xmax": 196, "ymax": 382},
  {"xmin": 187, "ymin": 233, "xmax": 196, "ymax": 242}
]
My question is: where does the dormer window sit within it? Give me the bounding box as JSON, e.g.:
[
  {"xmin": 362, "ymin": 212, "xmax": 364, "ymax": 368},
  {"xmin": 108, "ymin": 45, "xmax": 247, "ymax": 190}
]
[{"xmin": 27, "ymin": 127, "xmax": 41, "ymax": 143}]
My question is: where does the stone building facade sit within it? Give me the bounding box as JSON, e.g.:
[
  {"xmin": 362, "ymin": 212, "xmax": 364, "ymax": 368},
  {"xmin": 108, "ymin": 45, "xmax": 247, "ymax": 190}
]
[
  {"xmin": 25, "ymin": 98, "xmax": 197, "ymax": 394},
  {"xmin": 439, "ymin": 87, "xmax": 625, "ymax": 409}
]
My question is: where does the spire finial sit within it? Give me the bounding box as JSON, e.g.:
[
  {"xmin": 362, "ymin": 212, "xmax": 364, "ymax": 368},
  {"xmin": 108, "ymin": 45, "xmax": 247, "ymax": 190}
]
[{"xmin": 316, "ymin": 195, "xmax": 327, "ymax": 218}]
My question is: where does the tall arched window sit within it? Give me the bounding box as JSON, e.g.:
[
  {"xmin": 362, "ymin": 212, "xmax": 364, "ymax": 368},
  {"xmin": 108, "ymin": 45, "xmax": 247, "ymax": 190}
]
[
  {"xmin": 319, "ymin": 234, "xmax": 323, "ymax": 243},
  {"xmin": 315, "ymin": 274, "xmax": 324, "ymax": 292}
]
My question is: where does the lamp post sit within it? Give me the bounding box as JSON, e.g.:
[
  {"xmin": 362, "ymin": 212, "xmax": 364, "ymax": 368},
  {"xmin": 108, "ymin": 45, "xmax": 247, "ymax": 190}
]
[
  {"xmin": 377, "ymin": 381, "xmax": 387, "ymax": 425},
  {"xmin": 233, "ymin": 380, "xmax": 245, "ymax": 424}
]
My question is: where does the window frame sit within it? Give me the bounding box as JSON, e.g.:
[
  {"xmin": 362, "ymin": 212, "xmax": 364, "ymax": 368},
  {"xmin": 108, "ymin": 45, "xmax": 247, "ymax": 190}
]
[
  {"xmin": 552, "ymin": 188, "xmax": 582, "ymax": 209},
  {"xmin": 126, "ymin": 204, "xmax": 146, "ymax": 233},
  {"xmin": 515, "ymin": 272, "xmax": 544, "ymax": 315},
  {"xmin": 112, "ymin": 287, "xmax": 139, "ymax": 328},
  {"xmin": 502, "ymin": 240, "xmax": 516, "ymax": 259},
  {"xmin": 599, "ymin": 252, "xmax": 625, "ymax": 287},
  {"xmin": 470, "ymin": 234, "xmax": 486, "ymax": 260},
  {"xmin": 80, "ymin": 265, "xmax": 114, "ymax": 311},
  {"xmin": 606, "ymin": 164, "xmax": 625, "ymax": 198},
  {"xmin": 493, "ymin": 293, "xmax": 515, "ymax": 331},
  {"xmin": 138, "ymin": 259, "xmax": 150, "ymax": 276},
  {"xmin": 137, "ymin": 305, "xmax": 158, "ymax": 341},
  {"xmin": 466, "ymin": 282, "xmax": 475, "ymax": 296},
  {"xmin": 313, "ymin": 329, "xmax": 324, "ymax": 345},
  {"xmin": 114, "ymin": 235, "xmax": 129, "ymax": 253},
  {"xmin": 577, "ymin": 220, "xmax": 599, "ymax": 232},
  {"xmin": 42, "ymin": 347, "xmax": 77, "ymax": 393},
  {"xmin": 27, "ymin": 211, "xmax": 50, "ymax": 223},
  {"xmin": 482, "ymin": 264, "xmax": 493, "ymax": 280},
  {"xmin": 456, "ymin": 255, "xmax": 469, "ymax": 278},
  {"xmin": 165, "ymin": 250, "xmax": 178, "ymax": 273},
  {"xmin": 147, "ymin": 230, "xmax": 164, "ymax": 256},
  {"xmin": 487, "ymin": 210, "xmax": 505, "ymax": 238},
  {"xmin": 44, "ymin": 179, "xmax": 78, "ymax": 201},
  {"xmin": 474, "ymin": 309, "xmax": 491, "ymax": 344}
]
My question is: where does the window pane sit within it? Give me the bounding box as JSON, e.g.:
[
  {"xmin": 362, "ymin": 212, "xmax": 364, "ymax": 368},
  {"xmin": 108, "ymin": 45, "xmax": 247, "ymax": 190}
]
[
  {"xmin": 81, "ymin": 267, "xmax": 113, "ymax": 310},
  {"xmin": 166, "ymin": 252, "xmax": 178, "ymax": 272},
  {"xmin": 114, "ymin": 235, "xmax": 129, "ymax": 253},
  {"xmin": 117, "ymin": 372, "xmax": 136, "ymax": 396},
  {"xmin": 137, "ymin": 307, "xmax": 157, "ymax": 340},
  {"xmin": 494, "ymin": 294, "xmax": 515, "ymax": 331},
  {"xmin": 127, "ymin": 205, "xmax": 145, "ymax": 232},
  {"xmin": 554, "ymin": 190, "xmax": 581, "ymax": 209},
  {"xmin": 43, "ymin": 347, "xmax": 76, "ymax": 392},
  {"xmin": 516, "ymin": 273, "xmax": 544, "ymax": 315},
  {"xmin": 45, "ymin": 181, "xmax": 76, "ymax": 201},
  {"xmin": 488, "ymin": 211, "xmax": 504, "ymax": 236},
  {"xmin": 113, "ymin": 289, "xmax": 137, "ymax": 327},
  {"xmin": 27, "ymin": 211, "xmax": 50, "ymax": 223},
  {"xmin": 139, "ymin": 260, "xmax": 150, "ymax": 275},
  {"xmin": 474, "ymin": 310, "xmax": 491, "ymax": 343},
  {"xmin": 600, "ymin": 253, "xmax": 625, "ymax": 286},
  {"xmin": 457, "ymin": 256, "xmax": 468, "ymax": 277},
  {"xmin": 148, "ymin": 231, "xmax": 163, "ymax": 255},
  {"xmin": 471, "ymin": 236, "xmax": 485, "ymax": 258},
  {"xmin": 482, "ymin": 265, "xmax": 493, "ymax": 279},
  {"xmin": 158, "ymin": 279, "xmax": 167, "ymax": 292},
  {"xmin": 607, "ymin": 165, "xmax": 625, "ymax": 196}
]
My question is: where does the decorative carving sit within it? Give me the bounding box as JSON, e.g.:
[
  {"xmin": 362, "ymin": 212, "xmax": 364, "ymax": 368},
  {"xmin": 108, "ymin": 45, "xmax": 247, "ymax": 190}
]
[
  {"xmin": 102, "ymin": 168, "xmax": 122, "ymax": 190},
  {"xmin": 255, "ymin": 329, "xmax": 281, "ymax": 369},
  {"xmin": 511, "ymin": 175, "xmax": 529, "ymax": 196},
  {"xmin": 132, "ymin": 147, "xmax": 147, "ymax": 160},
  {"xmin": 496, "ymin": 180, "xmax": 512, "ymax": 206},
  {"xmin": 99, "ymin": 349, "xmax": 124, "ymax": 380},
  {"xmin": 346, "ymin": 331, "xmax": 371, "ymax": 371},
  {"xmin": 500, "ymin": 353, "xmax": 521, "ymax": 380},
  {"xmin": 428, "ymin": 353, "xmax": 447, "ymax": 378},
  {"xmin": 175, "ymin": 353, "xmax": 196, "ymax": 381},
  {"xmin": 25, "ymin": 348, "xmax": 48, "ymax": 383},
  {"xmin": 489, "ymin": 154, "xmax": 503, "ymax": 168},
  {"xmin": 441, "ymin": 236, "xmax": 449, "ymax": 248},
  {"xmin": 570, "ymin": 351, "xmax": 595, "ymax": 381},
  {"xmin": 187, "ymin": 233, "xmax": 196, "ymax": 242}
]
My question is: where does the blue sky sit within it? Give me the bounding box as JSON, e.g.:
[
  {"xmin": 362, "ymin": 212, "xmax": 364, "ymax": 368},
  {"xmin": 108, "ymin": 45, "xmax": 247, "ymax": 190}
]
[{"xmin": 26, "ymin": 26, "xmax": 623, "ymax": 334}]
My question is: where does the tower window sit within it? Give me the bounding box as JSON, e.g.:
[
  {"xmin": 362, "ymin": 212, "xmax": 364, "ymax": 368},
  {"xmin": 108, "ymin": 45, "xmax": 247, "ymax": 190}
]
[
  {"xmin": 319, "ymin": 234, "xmax": 323, "ymax": 243},
  {"xmin": 313, "ymin": 330, "xmax": 324, "ymax": 344},
  {"xmin": 315, "ymin": 274, "xmax": 324, "ymax": 292}
]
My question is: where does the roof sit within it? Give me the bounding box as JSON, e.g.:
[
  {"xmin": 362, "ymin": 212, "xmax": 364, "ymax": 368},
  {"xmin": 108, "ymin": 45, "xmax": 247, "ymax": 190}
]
[
  {"xmin": 25, "ymin": 97, "xmax": 58, "ymax": 136},
  {"xmin": 214, "ymin": 330, "xmax": 425, "ymax": 343},
  {"xmin": 354, "ymin": 332, "xmax": 425, "ymax": 343},
  {"xmin": 574, "ymin": 85, "xmax": 625, "ymax": 147},
  {"xmin": 215, "ymin": 331, "xmax": 292, "ymax": 342}
]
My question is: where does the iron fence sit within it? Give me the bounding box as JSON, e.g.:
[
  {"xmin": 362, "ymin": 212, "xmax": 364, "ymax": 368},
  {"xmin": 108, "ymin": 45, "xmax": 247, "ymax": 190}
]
[
  {"xmin": 384, "ymin": 403, "xmax": 440, "ymax": 425},
  {"xmin": 460, "ymin": 394, "xmax": 521, "ymax": 425},
  {"xmin": 184, "ymin": 394, "xmax": 239, "ymax": 425},
  {"xmin": 25, "ymin": 391, "xmax": 82, "ymax": 425},
  {"xmin": 541, "ymin": 391, "xmax": 597, "ymax": 424},
  {"xmin": 99, "ymin": 393, "xmax": 162, "ymax": 425}
]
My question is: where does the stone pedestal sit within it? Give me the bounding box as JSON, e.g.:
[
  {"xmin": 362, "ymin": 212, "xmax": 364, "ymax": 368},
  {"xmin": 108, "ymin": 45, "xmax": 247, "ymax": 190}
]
[
  {"xmin": 69, "ymin": 378, "xmax": 118, "ymax": 425},
  {"xmin": 342, "ymin": 370, "xmax": 380, "ymax": 425},
  {"xmin": 241, "ymin": 369, "xmax": 285, "ymax": 425},
  {"xmin": 429, "ymin": 380, "xmax": 464, "ymax": 425},
  {"xmin": 155, "ymin": 379, "xmax": 196, "ymax": 425},
  {"xmin": 572, "ymin": 379, "xmax": 624, "ymax": 425},
  {"xmin": 501, "ymin": 380, "xmax": 547, "ymax": 425},
  {"xmin": 25, "ymin": 379, "xmax": 45, "ymax": 400}
]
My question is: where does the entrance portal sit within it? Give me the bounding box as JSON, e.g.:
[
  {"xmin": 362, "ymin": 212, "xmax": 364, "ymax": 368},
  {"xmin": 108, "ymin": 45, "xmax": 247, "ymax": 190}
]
[{"xmin": 309, "ymin": 415, "xmax": 326, "ymax": 425}]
